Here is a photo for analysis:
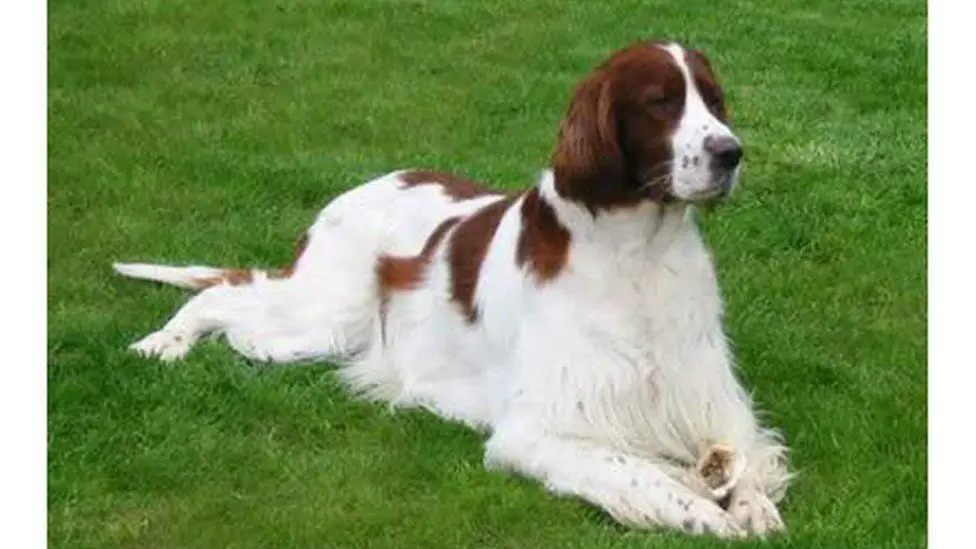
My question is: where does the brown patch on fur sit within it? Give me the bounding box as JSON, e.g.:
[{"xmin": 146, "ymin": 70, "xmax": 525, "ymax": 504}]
[
  {"xmin": 516, "ymin": 189, "xmax": 571, "ymax": 282},
  {"xmin": 447, "ymin": 196, "xmax": 518, "ymax": 322},
  {"xmin": 376, "ymin": 217, "xmax": 461, "ymax": 343},
  {"xmin": 376, "ymin": 217, "xmax": 460, "ymax": 297},
  {"xmin": 551, "ymin": 41, "xmax": 706, "ymax": 212},
  {"xmin": 270, "ymin": 231, "xmax": 310, "ymax": 279},
  {"xmin": 194, "ymin": 269, "xmax": 254, "ymax": 288},
  {"xmin": 697, "ymin": 444, "xmax": 736, "ymax": 490},
  {"xmin": 399, "ymin": 170, "xmax": 503, "ymax": 202},
  {"xmin": 192, "ymin": 231, "xmax": 311, "ymax": 288}
]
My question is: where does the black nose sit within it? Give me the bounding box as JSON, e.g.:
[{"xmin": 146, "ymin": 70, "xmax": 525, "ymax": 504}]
[{"xmin": 704, "ymin": 135, "xmax": 743, "ymax": 170}]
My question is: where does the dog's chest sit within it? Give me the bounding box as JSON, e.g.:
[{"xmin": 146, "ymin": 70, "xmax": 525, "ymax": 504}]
[
  {"xmin": 566, "ymin": 229, "xmax": 724, "ymax": 349},
  {"xmin": 534, "ymin": 228, "xmax": 730, "ymax": 436}
]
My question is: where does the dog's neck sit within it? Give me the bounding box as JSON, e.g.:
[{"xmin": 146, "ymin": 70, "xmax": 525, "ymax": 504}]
[{"xmin": 537, "ymin": 170, "xmax": 696, "ymax": 255}]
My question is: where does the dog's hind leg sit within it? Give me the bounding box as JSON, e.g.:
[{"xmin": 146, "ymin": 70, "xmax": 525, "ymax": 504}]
[
  {"xmin": 121, "ymin": 273, "xmax": 377, "ymax": 364},
  {"xmin": 220, "ymin": 276, "xmax": 378, "ymax": 364},
  {"xmin": 116, "ymin": 254, "xmax": 379, "ymax": 364},
  {"xmin": 124, "ymin": 281, "xmax": 257, "ymax": 362}
]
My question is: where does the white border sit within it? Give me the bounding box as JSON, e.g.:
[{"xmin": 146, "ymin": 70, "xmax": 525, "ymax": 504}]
[
  {"xmin": 929, "ymin": 1, "xmax": 970, "ymax": 548},
  {"xmin": 7, "ymin": 0, "xmax": 941, "ymax": 546},
  {"xmin": 1, "ymin": 1, "xmax": 47, "ymax": 546}
]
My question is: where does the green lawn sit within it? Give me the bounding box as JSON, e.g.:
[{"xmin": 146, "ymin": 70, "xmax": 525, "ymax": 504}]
[{"xmin": 47, "ymin": 0, "xmax": 927, "ymax": 547}]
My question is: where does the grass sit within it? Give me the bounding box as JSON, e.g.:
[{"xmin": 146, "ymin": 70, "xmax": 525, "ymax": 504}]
[{"xmin": 47, "ymin": 0, "xmax": 926, "ymax": 547}]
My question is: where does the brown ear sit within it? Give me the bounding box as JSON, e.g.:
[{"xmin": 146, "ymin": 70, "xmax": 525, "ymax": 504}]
[
  {"xmin": 551, "ymin": 71, "xmax": 625, "ymax": 210},
  {"xmin": 688, "ymin": 48, "xmax": 720, "ymax": 81},
  {"xmin": 687, "ymin": 48, "xmax": 728, "ymax": 120},
  {"xmin": 689, "ymin": 48, "xmax": 711, "ymax": 67}
]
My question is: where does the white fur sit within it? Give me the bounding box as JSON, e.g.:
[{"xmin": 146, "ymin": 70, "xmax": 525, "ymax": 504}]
[
  {"xmin": 111, "ymin": 263, "xmax": 227, "ymax": 290},
  {"xmin": 114, "ymin": 44, "xmax": 789, "ymax": 538}
]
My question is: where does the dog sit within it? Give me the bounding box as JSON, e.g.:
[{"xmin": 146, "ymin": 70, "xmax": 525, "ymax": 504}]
[{"xmin": 114, "ymin": 40, "xmax": 790, "ymax": 538}]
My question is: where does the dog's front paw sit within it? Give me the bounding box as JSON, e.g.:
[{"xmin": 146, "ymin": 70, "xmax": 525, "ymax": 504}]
[
  {"xmin": 129, "ymin": 330, "xmax": 193, "ymax": 362},
  {"xmin": 678, "ymin": 500, "xmax": 746, "ymax": 539},
  {"xmin": 729, "ymin": 488, "xmax": 785, "ymax": 537}
]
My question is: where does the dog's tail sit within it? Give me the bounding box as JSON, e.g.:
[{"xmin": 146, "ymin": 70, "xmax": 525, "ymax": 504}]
[
  {"xmin": 112, "ymin": 262, "xmax": 266, "ymax": 290},
  {"xmin": 114, "ymin": 233, "xmax": 310, "ymax": 291}
]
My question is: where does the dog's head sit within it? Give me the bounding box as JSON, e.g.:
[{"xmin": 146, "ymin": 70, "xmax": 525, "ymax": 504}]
[{"xmin": 552, "ymin": 41, "xmax": 742, "ymax": 212}]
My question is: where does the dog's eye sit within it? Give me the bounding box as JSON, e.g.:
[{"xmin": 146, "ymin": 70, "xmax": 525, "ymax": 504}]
[
  {"xmin": 704, "ymin": 95, "xmax": 725, "ymax": 114},
  {"xmin": 647, "ymin": 95, "xmax": 681, "ymax": 115}
]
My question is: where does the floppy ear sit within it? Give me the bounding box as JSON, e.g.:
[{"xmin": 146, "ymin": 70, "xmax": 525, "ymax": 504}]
[
  {"xmin": 688, "ymin": 48, "xmax": 711, "ymax": 68},
  {"xmin": 551, "ymin": 71, "xmax": 625, "ymax": 210},
  {"xmin": 686, "ymin": 48, "xmax": 729, "ymax": 120},
  {"xmin": 687, "ymin": 48, "xmax": 720, "ymax": 84}
]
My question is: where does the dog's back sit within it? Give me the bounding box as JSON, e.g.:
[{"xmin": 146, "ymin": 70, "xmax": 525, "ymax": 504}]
[{"xmin": 113, "ymin": 169, "xmax": 507, "ymax": 363}]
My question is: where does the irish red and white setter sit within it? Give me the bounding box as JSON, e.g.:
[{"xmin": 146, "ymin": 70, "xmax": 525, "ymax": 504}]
[{"xmin": 114, "ymin": 40, "xmax": 790, "ymax": 538}]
